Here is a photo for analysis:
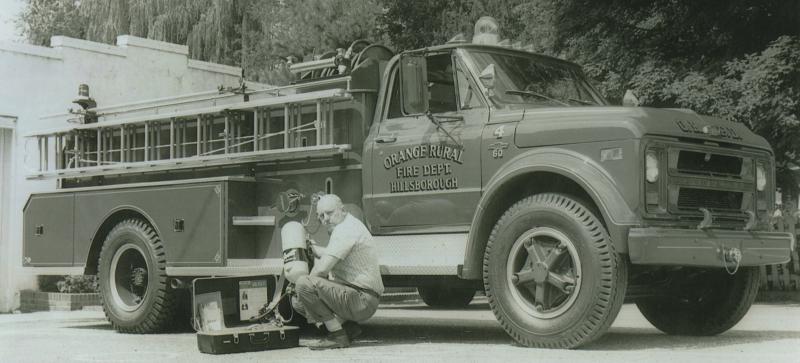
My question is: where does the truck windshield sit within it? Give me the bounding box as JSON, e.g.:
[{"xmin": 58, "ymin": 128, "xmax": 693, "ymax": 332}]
[{"xmin": 465, "ymin": 50, "xmax": 605, "ymax": 108}]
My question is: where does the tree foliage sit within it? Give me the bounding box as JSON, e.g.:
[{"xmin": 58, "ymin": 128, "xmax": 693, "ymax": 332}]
[
  {"xmin": 16, "ymin": 0, "xmax": 385, "ymax": 84},
  {"xmin": 17, "ymin": 0, "xmax": 86, "ymax": 45},
  {"xmin": 244, "ymin": 0, "xmax": 385, "ymax": 84}
]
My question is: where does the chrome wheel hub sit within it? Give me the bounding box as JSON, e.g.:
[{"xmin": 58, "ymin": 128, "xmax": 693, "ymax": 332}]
[
  {"xmin": 506, "ymin": 227, "xmax": 582, "ymax": 318},
  {"xmin": 109, "ymin": 244, "xmax": 149, "ymax": 312}
]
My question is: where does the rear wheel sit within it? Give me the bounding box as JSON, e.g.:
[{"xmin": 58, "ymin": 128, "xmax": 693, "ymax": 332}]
[
  {"xmin": 98, "ymin": 219, "xmax": 179, "ymax": 333},
  {"xmin": 483, "ymin": 193, "xmax": 627, "ymax": 348},
  {"xmin": 636, "ymin": 267, "xmax": 760, "ymax": 335},
  {"xmin": 418, "ymin": 286, "xmax": 476, "ymax": 308}
]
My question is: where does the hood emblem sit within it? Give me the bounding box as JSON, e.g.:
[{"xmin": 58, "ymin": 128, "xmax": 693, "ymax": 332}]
[
  {"xmin": 676, "ymin": 120, "xmax": 742, "ymax": 140},
  {"xmin": 488, "ymin": 142, "xmax": 509, "ymax": 159}
]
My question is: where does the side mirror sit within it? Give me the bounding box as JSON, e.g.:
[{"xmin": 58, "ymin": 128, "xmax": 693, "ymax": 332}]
[
  {"xmin": 479, "ymin": 64, "xmax": 496, "ymax": 96},
  {"xmin": 400, "ymin": 55, "xmax": 429, "ymax": 115},
  {"xmin": 622, "ymin": 89, "xmax": 640, "ymax": 107}
]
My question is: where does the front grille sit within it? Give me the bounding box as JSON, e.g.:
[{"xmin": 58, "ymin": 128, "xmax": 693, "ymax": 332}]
[
  {"xmin": 677, "ymin": 150, "xmax": 742, "ymax": 177},
  {"xmin": 677, "ymin": 188, "xmax": 743, "ymax": 211}
]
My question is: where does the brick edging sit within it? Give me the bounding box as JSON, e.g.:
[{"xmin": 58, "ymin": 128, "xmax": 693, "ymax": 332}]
[{"xmin": 19, "ymin": 290, "xmax": 101, "ymax": 313}]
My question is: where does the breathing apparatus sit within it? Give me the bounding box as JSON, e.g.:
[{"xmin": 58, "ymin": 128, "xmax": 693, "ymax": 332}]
[
  {"xmin": 281, "ymin": 221, "xmax": 314, "ymax": 283},
  {"xmin": 280, "ymin": 190, "xmax": 324, "ymax": 283},
  {"xmin": 250, "ymin": 191, "xmax": 322, "ymax": 323}
]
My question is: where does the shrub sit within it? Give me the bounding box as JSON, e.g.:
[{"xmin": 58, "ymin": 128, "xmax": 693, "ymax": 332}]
[
  {"xmin": 57, "ymin": 275, "xmax": 99, "ymax": 293},
  {"xmin": 37, "ymin": 275, "xmax": 62, "ymax": 292},
  {"xmin": 37, "ymin": 275, "xmax": 99, "ymax": 293}
]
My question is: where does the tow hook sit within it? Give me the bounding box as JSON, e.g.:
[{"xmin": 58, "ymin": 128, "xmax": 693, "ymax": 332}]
[
  {"xmin": 743, "ymin": 211, "xmax": 757, "ymax": 231},
  {"xmin": 720, "ymin": 246, "xmax": 742, "ymax": 275}
]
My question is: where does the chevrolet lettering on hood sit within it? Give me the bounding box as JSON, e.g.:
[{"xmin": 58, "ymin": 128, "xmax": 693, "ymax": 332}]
[{"xmin": 676, "ymin": 119, "xmax": 742, "ymax": 140}]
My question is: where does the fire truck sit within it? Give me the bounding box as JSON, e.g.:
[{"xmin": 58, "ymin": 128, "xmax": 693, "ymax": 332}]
[{"xmin": 22, "ymin": 18, "xmax": 794, "ymax": 348}]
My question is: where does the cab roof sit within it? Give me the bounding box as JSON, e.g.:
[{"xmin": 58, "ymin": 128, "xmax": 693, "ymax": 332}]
[{"xmin": 400, "ymin": 42, "xmax": 582, "ymax": 70}]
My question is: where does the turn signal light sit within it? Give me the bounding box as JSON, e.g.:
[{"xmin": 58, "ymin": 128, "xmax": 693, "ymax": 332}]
[{"xmin": 646, "ymin": 151, "xmax": 659, "ymax": 183}]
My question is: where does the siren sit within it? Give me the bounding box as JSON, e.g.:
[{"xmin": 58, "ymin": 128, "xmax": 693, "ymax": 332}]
[
  {"xmin": 472, "ymin": 16, "xmax": 500, "ymax": 45},
  {"xmin": 281, "ymin": 221, "xmax": 312, "ymax": 283}
]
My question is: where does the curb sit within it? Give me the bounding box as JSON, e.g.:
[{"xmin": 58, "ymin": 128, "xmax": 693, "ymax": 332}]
[{"xmin": 19, "ymin": 290, "xmax": 101, "ymax": 313}]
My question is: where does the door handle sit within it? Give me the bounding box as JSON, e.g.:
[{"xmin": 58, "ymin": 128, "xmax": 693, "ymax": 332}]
[{"xmin": 375, "ymin": 136, "xmax": 397, "ymax": 144}]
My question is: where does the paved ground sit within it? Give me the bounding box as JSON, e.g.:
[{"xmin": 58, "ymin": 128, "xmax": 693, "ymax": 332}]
[{"xmin": 1, "ymin": 299, "xmax": 799, "ymax": 363}]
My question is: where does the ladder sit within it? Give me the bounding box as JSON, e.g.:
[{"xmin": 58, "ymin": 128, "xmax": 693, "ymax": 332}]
[{"xmin": 26, "ymin": 82, "xmax": 355, "ymax": 180}]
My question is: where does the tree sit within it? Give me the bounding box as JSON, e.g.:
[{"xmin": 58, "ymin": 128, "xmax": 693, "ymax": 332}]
[
  {"xmin": 16, "ymin": 0, "xmax": 86, "ymax": 46},
  {"xmin": 244, "ymin": 0, "xmax": 385, "ymax": 84},
  {"xmin": 535, "ymin": 0, "xmax": 800, "ymax": 103},
  {"xmin": 16, "ymin": 0, "xmax": 386, "ymax": 85}
]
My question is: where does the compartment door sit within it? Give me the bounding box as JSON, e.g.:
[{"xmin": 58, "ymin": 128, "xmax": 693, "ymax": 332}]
[{"xmin": 23, "ymin": 194, "xmax": 75, "ymax": 266}]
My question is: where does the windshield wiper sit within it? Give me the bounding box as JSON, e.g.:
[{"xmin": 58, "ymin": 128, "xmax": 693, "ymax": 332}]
[
  {"xmin": 505, "ymin": 90, "xmax": 569, "ymax": 106},
  {"xmin": 568, "ymin": 97, "xmax": 595, "ymax": 105},
  {"xmin": 425, "ymin": 111, "xmax": 461, "ymax": 145}
]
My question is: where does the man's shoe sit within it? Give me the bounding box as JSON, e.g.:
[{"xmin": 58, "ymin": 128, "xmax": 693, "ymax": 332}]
[
  {"xmin": 343, "ymin": 321, "xmax": 362, "ymax": 341},
  {"xmin": 307, "ymin": 329, "xmax": 350, "ymax": 350}
]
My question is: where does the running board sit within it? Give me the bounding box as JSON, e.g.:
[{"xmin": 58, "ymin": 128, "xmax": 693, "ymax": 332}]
[
  {"xmin": 166, "ymin": 233, "xmax": 468, "ymax": 277},
  {"xmin": 373, "ymin": 233, "xmax": 467, "ymax": 275}
]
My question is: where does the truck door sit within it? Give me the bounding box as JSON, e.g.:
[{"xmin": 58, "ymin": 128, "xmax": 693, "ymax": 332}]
[{"xmin": 365, "ymin": 51, "xmax": 488, "ymax": 233}]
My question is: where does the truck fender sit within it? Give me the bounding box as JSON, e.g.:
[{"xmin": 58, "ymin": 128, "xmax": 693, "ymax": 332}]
[
  {"xmin": 461, "ymin": 147, "xmax": 638, "ymax": 280},
  {"xmin": 83, "ymin": 205, "xmax": 161, "ymax": 275}
]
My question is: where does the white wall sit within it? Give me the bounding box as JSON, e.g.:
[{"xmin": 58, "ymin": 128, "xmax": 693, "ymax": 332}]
[
  {"xmin": 0, "ymin": 118, "xmax": 16, "ymax": 313},
  {"xmin": 0, "ymin": 35, "xmax": 252, "ymax": 312}
]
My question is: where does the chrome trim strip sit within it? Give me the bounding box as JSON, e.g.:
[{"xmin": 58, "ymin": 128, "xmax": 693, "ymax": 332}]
[{"xmin": 21, "ymin": 266, "xmax": 86, "ymax": 275}]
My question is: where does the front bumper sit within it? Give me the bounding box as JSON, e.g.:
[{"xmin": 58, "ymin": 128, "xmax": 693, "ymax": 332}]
[{"xmin": 628, "ymin": 227, "xmax": 794, "ymax": 267}]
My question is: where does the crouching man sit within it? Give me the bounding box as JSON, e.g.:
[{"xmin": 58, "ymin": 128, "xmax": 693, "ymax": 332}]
[{"xmin": 292, "ymin": 194, "xmax": 384, "ymax": 350}]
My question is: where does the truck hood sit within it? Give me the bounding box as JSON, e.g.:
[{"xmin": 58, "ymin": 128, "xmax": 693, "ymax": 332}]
[{"xmin": 511, "ymin": 106, "xmax": 771, "ymax": 151}]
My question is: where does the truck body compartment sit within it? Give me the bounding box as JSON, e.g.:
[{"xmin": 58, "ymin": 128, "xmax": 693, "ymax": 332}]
[{"xmin": 23, "ymin": 177, "xmax": 259, "ymax": 268}]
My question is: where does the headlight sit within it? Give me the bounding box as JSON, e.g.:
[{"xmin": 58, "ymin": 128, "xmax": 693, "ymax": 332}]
[
  {"xmin": 756, "ymin": 164, "xmax": 766, "ymax": 191},
  {"xmin": 646, "ymin": 151, "xmax": 659, "ymax": 183}
]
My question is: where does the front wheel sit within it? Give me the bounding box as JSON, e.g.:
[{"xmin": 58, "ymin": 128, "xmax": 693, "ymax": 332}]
[
  {"xmin": 636, "ymin": 267, "xmax": 760, "ymax": 335},
  {"xmin": 483, "ymin": 193, "xmax": 627, "ymax": 348},
  {"xmin": 98, "ymin": 219, "xmax": 179, "ymax": 333}
]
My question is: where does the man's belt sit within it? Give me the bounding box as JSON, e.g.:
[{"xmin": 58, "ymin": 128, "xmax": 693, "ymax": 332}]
[{"xmin": 341, "ymin": 281, "xmax": 380, "ymax": 299}]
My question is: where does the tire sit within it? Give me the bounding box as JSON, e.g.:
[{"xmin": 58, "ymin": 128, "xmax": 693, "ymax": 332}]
[
  {"xmin": 636, "ymin": 267, "xmax": 760, "ymax": 336},
  {"xmin": 418, "ymin": 286, "xmax": 476, "ymax": 308},
  {"xmin": 98, "ymin": 219, "xmax": 179, "ymax": 333},
  {"xmin": 483, "ymin": 193, "xmax": 627, "ymax": 348}
]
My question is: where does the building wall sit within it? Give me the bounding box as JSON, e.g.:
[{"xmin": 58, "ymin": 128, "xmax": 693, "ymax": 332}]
[
  {"xmin": 0, "ymin": 35, "xmax": 249, "ymax": 312},
  {"xmin": 0, "ymin": 117, "xmax": 15, "ymax": 313}
]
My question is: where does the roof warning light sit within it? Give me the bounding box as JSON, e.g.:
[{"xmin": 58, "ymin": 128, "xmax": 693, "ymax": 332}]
[{"xmin": 472, "ymin": 16, "xmax": 500, "ymax": 45}]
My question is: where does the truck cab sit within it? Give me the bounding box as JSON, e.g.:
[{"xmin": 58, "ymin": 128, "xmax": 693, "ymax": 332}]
[{"xmin": 369, "ymin": 26, "xmax": 792, "ymax": 347}]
